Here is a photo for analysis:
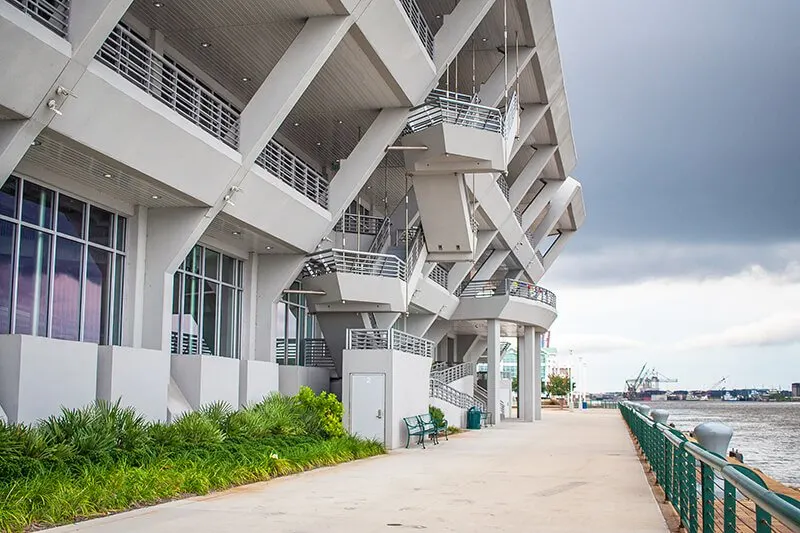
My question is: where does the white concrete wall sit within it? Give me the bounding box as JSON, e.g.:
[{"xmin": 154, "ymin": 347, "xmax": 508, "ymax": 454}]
[
  {"xmin": 499, "ymin": 378, "xmax": 513, "ymax": 419},
  {"xmin": 342, "ymin": 349, "xmax": 432, "ymax": 449},
  {"xmin": 0, "ymin": 335, "xmax": 98, "ymax": 424},
  {"xmin": 278, "ymin": 366, "xmax": 331, "ymax": 396},
  {"xmin": 431, "ymin": 397, "xmax": 465, "ymax": 428},
  {"xmin": 97, "ymin": 346, "xmax": 170, "ymax": 421},
  {"xmin": 449, "ymin": 375, "xmax": 475, "ymax": 396},
  {"xmin": 239, "ymin": 360, "xmax": 280, "ymax": 406},
  {"xmin": 170, "ymin": 355, "xmax": 240, "ymax": 409}
]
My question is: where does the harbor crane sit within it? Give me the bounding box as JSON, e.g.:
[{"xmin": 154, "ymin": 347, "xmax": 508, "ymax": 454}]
[{"xmin": 624, "ymin": 365, "xmax": 678, "ymax": 398}]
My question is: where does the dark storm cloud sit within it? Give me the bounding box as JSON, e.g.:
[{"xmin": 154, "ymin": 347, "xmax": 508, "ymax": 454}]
[{"xmin": 552, "ymin": 0, "xmax": 800, "ymax": 249}]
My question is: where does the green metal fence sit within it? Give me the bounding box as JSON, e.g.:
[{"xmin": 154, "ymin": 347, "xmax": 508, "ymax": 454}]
[{"xmin": 619, "ymin": 402, "xmax": 800, "ymax": 533}]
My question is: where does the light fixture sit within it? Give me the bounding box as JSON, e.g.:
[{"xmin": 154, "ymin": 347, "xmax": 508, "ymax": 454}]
[
  {"xmin": 482, "ymin": 37, "xmax": 488, "ymax": 42},
  {"xmin": 201, "ymin": 42, "xmax": 211, "ymax": 48},
  {"xmin": 316, "ymin": 142, "xmax": 321, "ymax": 146},
  {"xmin": 337, "ymin": 119, "xmax": 343, "ymax": 124},
  {"xmin": 232, "ymin": 231, "xmax": 241, "ymax": 236},
  {"xmin": 151, "ymin": 194, "xmax": 160, "ymax": 199},
  {"xmin": 241, "ymin": 76, "xmax": 250, "ymax": 82},
  {"xmin": 103, "ymin": 173, "xmax": 112, "ymax": 178},
  {"xmin": 293, "ymin": 122, "xmax": 300, "ymax": 127},
  {"xmin": 435, "ymin": 14, "xmax": 441, "ymax": 19},
  {"xmin": 153, "ymin": 1, "xmax": 164, "ymax": 7},
  {"xmin": 265, "ymin": 246, "xmax": 272, "ymax": 250},
  {"xmin": 30, "ymin": 140, "xmax": 41, "ymax": 147}
]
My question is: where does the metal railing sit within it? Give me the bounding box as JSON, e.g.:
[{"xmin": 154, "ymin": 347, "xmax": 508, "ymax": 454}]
[
  {"xmin": 334, "ymin": 213, "xmax": 384, "ymax": 235},
  {"xmin": 299, "ymin": 339, "xmax": 335, "ymax": 368},
  {"xmin": 496, "ymin": 174, "xmax": 510, "ymax": 200},
  {"xmin": 301, "ymin": 248, "xmax": 407, "ymax": 280},
  {"xmin": 404, "ymin": 91, "xmax": 504, "ymax": 135},
  {"xmin": 399, "ymin": 0, "xmax": 433, "ymax": 58},
  {"xmin": 431, "ymin": 362, "xmax": 475, "ymax": 384},
  {"xmin": 503, "ymin": 91, "xmax": 520, "ymax": 145},
  {"xmin": 406, "ymin": 226, "xmax": 425, "ymax": 274},
  {"xmin": 620, "ymin": 402, "xmax": 800, "ymax": 533},
  {"xmin": 474, "ymin": 384, "xmax": 488, "ymax": 404},
  {"xmin": 428, "ymin": 263, "xmax": 448, "ymax": 288},
  {"xmin": 457, "ymin": 279, "xmax": 557, "ymax": 309},
  {"xmin": 96, "ymin": 23, "xmax": 240, "ymax": 148},
  {"xmin": 430, "ymin": 378, "xmax": 486, "ymax": 411},
  {"xmin": 431, "ymin": 361, "xmax": 448, "ymax": 372},
  {"xmin": 368, "ymin": 218, "xmax": 392, "ymax": 253},
  {"xmin": 346, "ymin": 328, "xmax": 435, "ymax": 358},
  {"xmin": 7, "ymin": 0, "xmax": 69, "ymax": 36},
  {"xmin": 255, "ymin": 139, "xmax": 329, "ymax": 208}
]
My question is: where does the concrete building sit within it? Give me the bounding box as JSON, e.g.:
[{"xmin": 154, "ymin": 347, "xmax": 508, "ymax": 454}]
[
  {"xmin": 0, "ymin": 0, "xmax": 583, "ymax": 447},
  {"xmin": 792, "ymin": 383, "xmax": 800, "ymax": 398}
]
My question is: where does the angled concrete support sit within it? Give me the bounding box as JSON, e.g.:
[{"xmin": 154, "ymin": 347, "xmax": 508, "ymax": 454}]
[
  {"xmin": 486, "ymin": 319, "xmax": 501, "ymax": 422},
  {"xmin": 473, "ymin": 249, "xmax": 510, "ymax": 281},
  {"xmin": 239, "ymin": 16, "xmax": 352, "ymax": 163},
  {"xmin": 328, "ymin": 108, "xmax": 410, "ymax": 222},
  {"xmin": 433, "ymin": 0, "xmax": 497, "ymax": 73},
  {"xmin": 455, "ymin": 334, "xmax": 478, "ymax": 363},
  {"xmin": 542, "ymin": 230, "xmax": 575, "ymax": 270},
  {"xmin": 529, "ymin": 178, "xmax": 580, "ymax": 248},
  {"xmin": 423, "ymin": 318, "xmax": 451, "ymax": 345},
  {"xmin": 404, "ymin": 314, "xmax": 437, "ymax": 338},
  {"xmin": 254, "ymin": 254, "xmax": 308, "ymax": 362},
  {"xmin": 519, "ymin": 178, "xmax": 561, "ymax": 230},
  {"xmin": 479, "ymin": 47, "xmax": 537, "ymax": 108},
  {"xmin": 464, "ymin": 338, "xmax": 487, "ymax": 364},
  {"xmin": 509, "ymin": 145, "xmax": 558, "ymax": 210},
  {"xmin": 447, "ymin": 230, "xmax": 497, "ymax": 292},
  {"xmin": 0, "ymin": 0, "xmax": 133, "ymax": 185},
  {"xmin": 374, "ymin": 312, "xmax": 401, "ymax": 329},
  {"xmin": 141, "ymin": 207, "xmax": 208, "ymax": 351},
  {"xmin": 509, "ymin": 105, "xmax": 549, "ymax": 162}
]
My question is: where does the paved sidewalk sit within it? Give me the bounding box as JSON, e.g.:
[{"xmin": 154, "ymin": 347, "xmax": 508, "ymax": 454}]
[{"xmin": 54, "ymin": 410, "xmax": 667, "ymax": 533}]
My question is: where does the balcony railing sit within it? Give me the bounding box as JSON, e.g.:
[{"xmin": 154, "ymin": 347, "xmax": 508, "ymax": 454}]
[
  {"xmin": 334, "ymin": 213, "xmax": 383, "ymax": 235},
  {"xmin": 404, "ymin": 90, "xmax": 504, "ymax": 135},
  {"xmin": 496, "ymin": 174, "xmax": 510, "ymax": 200},
  {"xmin": 255, "ymin": 139, "xmax": 329, "ymax": 208},
  {"xmin": 399, "ymin": 0, "xmax": 433, "ymax": 58},
  {"xmin": 97, "ymin": 23, "xmax": 240, "ymax": 148},
  {"xmin": 368, "ymin": 218, "xmax": 392, "ymax": 253},
  {"xmin": 346, "ymin": 328, "xmax": 435, "ymax": 358},
  {"xmin": 7, "ymin": 0, "xmax": 69, "ymax": 36},
  {"xmin": 299, "ymin": 339, "xmax": 336, "ymax": 368},
  {"xmin": 457, "ymin": 278, "xmax": 557, "ymax": 309},
  {"xmin": 300, "ymin": 248, "xmax": 407, "ymax": 281},
  {"xmin": 428, "ymin": 263, "xmax": 448, "ymax": 288}
]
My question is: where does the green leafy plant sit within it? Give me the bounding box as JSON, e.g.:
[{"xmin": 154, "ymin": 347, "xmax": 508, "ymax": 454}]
[
  {"xmin": 428, "ymin": 405, "xmax": 445, "ymax": 427},
  {"xmin": 296, "ymin": 387, "xmax": 345, "ymax": 438}
]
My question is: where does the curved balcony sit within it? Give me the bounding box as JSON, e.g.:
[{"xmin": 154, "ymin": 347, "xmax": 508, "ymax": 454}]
[
  {"xmin": 403, "ymin": 89, "xmax": 504, "ymax": 136},
  {"xmin": 301, "ymin": 248, "xmax": 406, "ymax": 280},
  {"xmin": 452, "ymin": 278, "xmax": 557, "ymax": 329}
]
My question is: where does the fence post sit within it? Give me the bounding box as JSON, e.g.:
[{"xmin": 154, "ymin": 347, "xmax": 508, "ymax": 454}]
[
  {"xmin": 723, "ymin": 480, "xmax": 736, "ymax": 533},
  {"xmin": 701, "ymin": 462, "xmax": 715, "ymax": 533}
]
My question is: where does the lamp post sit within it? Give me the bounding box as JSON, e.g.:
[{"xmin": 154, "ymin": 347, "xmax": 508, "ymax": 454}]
[{"xmin": 568, "ymin": 349, "xmax": 574, "ymax": 411}]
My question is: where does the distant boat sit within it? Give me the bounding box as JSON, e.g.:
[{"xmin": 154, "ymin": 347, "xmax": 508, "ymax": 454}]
[{"xmin": 722, "ymin": 392, "xmax": 737, "ymax": 402}]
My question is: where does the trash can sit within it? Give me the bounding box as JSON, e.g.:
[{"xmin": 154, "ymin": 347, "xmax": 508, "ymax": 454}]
[
  {"xmin": 467, "ymin": 407, "xmax": 482, "ymax": 430},
  {"xmin": 582, "ymin": 401, "xmax": 588, "ymax": 410}
]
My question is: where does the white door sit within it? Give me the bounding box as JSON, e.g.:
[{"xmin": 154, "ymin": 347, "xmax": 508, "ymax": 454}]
[{"xmin": 350, "ymin": 373, "xmax": 386, "ymax": 443}]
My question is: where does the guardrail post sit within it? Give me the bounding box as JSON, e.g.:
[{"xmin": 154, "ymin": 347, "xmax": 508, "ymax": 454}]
[
  {"xmin": 723, "ymin": 480, "xmax": 736, "ymax": 533},
  {"xmin": 687, "ymin": 452, "xmax": 698, "ymax": 533},
  {"xmin": 664, "ymin": 441, "xmax": 673, "ymax": 502},
  {"xmin": 755, "ymin": 506, "xmax": 772, "ymax": 533},
  {"xmin": 701, "ymin": 462, "xmax": 715, "ymax": 533}
]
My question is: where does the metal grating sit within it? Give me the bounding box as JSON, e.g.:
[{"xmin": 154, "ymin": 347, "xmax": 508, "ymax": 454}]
[
  {"xmin": 6, "ymin": 0, "xmax": 69, "ymax": 37},
  {"xmin": 254, "ymin": 139, "xmax": 329, "ymax": 208},
  {"xmin": 428, "ymin": 263, "xmax": 448, "ymax": 288},
  {"xmin": 496, "ymin": 174, "xmax": 509, "ymax": 200},
  {"xmin": 96, "ymin": 23, "xmax": 241, "ymax": 149},
  {"xmin": 346, "ymin": 328, "xmax": 435, "ymax": 358},
  {"xmin": 399, "ymin": 0, "xmax": 434, "ymax": 58},
  {"xmin": 457, "ymin": 278, "xmax": 556, "ymax": 309},
  {"xmin": 334, "ymin": 213, "xmax": 383, "ymax": 235}
]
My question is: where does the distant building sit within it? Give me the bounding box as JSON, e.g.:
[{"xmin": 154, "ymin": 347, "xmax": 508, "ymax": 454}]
[{"xmin": 792, "ymin": 383, "xmax": 800, "ymax": 397}]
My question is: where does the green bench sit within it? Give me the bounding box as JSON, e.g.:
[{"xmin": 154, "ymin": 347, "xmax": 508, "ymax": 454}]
[{"xmin": 403, "ymin": 414, "xmax": 448, "ymax": 448}]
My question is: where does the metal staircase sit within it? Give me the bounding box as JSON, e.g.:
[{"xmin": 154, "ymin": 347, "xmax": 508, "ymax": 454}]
[{"xmin": 429, "ymin": 378, "xmax": 486, "ymax": 411}]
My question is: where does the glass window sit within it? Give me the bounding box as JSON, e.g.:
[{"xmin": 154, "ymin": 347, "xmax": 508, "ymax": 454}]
[
  {"xmin": 56, "ymin": 194, "xmax": 85, "ymax": 238},
  {"xmin": 21, "ymin": 181, "xmax": 53, "ymax": 229},
  {"xmin": 0, "ymin": 177, "xmax": 18, "ymax": 218},
  {"xmin": 115, "ymin": 217, "xmax": 126, "ymax": 252},
  {"xmin": 88, "ymin": 206, "xmax": 114, "ymax": 247},
  {"xmin": 276, "ymin": 281, "xmax": 316, "ymax": 366},
  {"xmin": 1, "ymin": 176, "xmax": 126, "ymax": 344},
  {"xmin": 15, "ymin": 227, "xmax": 51, "ymax": 336},
  {"xmin": 171, "ymin": 244, "xmax": 242, "ymax": 358},
  {"xmin": 51, "ymin": 237, "xmax": 83, "ymax": 340},
  {"xmin": 0, "ymin": 220, "xmax": 14, "ymax": 333}
]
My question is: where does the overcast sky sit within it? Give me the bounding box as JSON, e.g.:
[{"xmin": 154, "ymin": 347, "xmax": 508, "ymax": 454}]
[{"xmin": 543, "ymin": 0, "xmax": 800, "ymax": 392}]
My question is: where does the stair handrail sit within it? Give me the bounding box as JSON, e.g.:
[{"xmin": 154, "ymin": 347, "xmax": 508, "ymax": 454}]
[
  {"xmin": 430, "ymin": 378, "xmax": 486, "ymax": 411},
  {"xmin": 368, "ymin": 217, "xmax": 392, "ymax": 253},
  {"xmin": 431, "ymin": 362, "xmax": 475, "ymax": 383}
]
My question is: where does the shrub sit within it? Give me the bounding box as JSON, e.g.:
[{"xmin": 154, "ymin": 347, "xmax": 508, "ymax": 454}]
[
  {"xmin": 428, "ymin": 405, "xmax": 445, "ymax": 427},
  {"xmin": 296, "ymin": 387, "xmax": 345, "ymax": 438}
]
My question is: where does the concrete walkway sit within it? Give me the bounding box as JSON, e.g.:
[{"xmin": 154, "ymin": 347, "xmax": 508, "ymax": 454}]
[{"xmin": 54, "ymin": 410, "xmax": 667, "ymax": 533}]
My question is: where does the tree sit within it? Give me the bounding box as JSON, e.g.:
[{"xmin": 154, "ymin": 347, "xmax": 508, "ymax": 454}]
[{"xmin": 546, "ymin": 374, "xmax": 575, "ymax": 407}]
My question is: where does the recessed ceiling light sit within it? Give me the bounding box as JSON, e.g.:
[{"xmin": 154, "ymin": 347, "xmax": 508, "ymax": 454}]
[
  {"xmin": 153, "ymin": 1, "xmax": 163, "ymax": 7},
  {"xmin": 30, "ymin": 140, "xmax": 41, "ymax": 146},
  {"xmin": 337, "ymin": 119, "xmax": 343, "ymax": 124},
  {"xmin": 151, "ymin": 194, "xmax": 160, "ymax": 199},
  {"xmin": 103, "ymin": 173, "xmax": 112, "ymax": 178},
  {"xmin": 435, "ymin": 14, "xmax": 442, "ymax": 19},
  {"xmin": 201, "ymin": 42, "xmax": 211, "ymax": 48},
  {"xmin": 232, "ymin": 231, "xmax": 241, "ymax": 236},
  {"xmin": 265, "ymin": 246, "xmax": 272, "ymax": 250},
  {"xmin": 241, "ymin": 76, "xmax": 250, "ymax": 82},
  {"xmin": 316, "ymin": 142, "xmax": 321, "ymax": 146},
  {"xmin": 482, "ymin": 37, "xmax": 488, "ymax": 42},
  {"xmin": 293, "ymin": 122, "xmax": 300, "ymax": 127}
]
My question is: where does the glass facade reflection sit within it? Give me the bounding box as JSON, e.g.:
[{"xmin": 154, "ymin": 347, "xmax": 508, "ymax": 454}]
[
  {"xmin": 275, "ymin": 281, "xmax": 315, "ymax": 365},
  {"xmin": 0, "ymin": 176, "xmax": 126, "ymax": 343},
  {"xmin": 171, "ymin": 244, "xmax": 242, "ymax": 358}
]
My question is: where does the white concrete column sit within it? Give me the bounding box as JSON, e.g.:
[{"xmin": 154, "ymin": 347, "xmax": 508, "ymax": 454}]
[
  {"xmin": 533, "ymin": 327, "xmax": 543, "ymax": 421},
  {"xmin": 521, "ymin": 326, "xmax": 535, "ymax": 422},
  {"xmin": 463, "ymin": 339, "xmax": 487, "ymax": 364},
  {"xmin": 517, "ymin": 333, "xmax": 526, "ymax": 420},
  {"xmin": 241, "ymin": 252, "xmax": 259, "ymax": 360},
  {"xmin": 508, "ymin": 146, "xmax": 558, "ymax": 210},
  {"xmin": 478, "ymin": 47, "xmax": 537, "ymax": 108},
  {"xmin": 405, "ymin": 313, "xmax": 437, "ymax": 337},
  {"xmin": 423, "ymin": 319, "xmax": 451, "ymax": 345},
  {"xmin": 519, "ymin": 178, "xmax": 562, "ymax": 231},
  {"xmin": 472, "ymin": 249, "xmax": 510, "ymax": 281},
  {"xmin": 433, "ymin": 0, "xmax": 497, "ymax": 72},
  {"xmin": 123, "ymin": 205, "xmax": 147, "ymax": 347},
  {"xmin": 254, "ymin": 254, "xmax": 307, "ymax": 362},
  {"xmin": 141, "ymin": 207, "xmax": 208, "ymax": 352},
  {"xmin": 487, "ymin": 319, "xmax": 501, "ymax": 422},
  {"xmin": 508, "ymin": 105, "xmax": 549, "ymax": 164}
]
